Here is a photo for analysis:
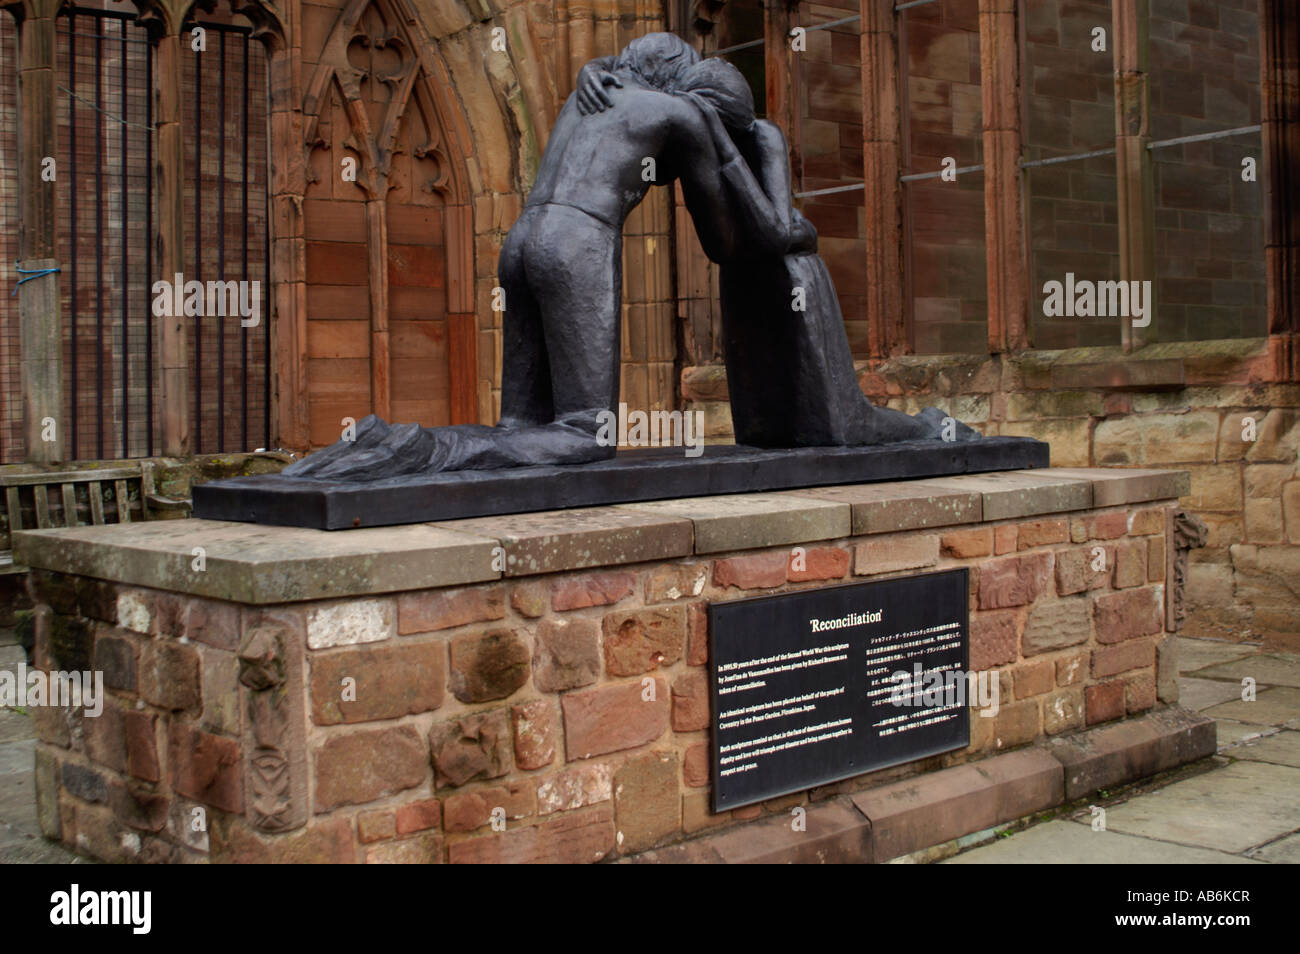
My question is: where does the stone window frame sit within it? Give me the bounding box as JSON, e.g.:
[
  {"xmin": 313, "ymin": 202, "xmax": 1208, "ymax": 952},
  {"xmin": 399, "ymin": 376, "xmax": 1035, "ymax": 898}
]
[{"xmin": 754, "ymin": 0, "xmax": 1297, "ymax": 383}]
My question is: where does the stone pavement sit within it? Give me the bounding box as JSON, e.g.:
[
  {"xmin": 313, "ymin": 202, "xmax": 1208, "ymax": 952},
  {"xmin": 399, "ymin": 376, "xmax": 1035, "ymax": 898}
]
[
  {"xmin": 946, "ymin": 636, "xmax": 1300, "ymax": 864},
  {"xmin": 0, "ymin": 629, "xmax": 83, "ymax": 863},
  {"xmin": 1, "ymin": 630, "xmax": 1295, "ymax": 864}
]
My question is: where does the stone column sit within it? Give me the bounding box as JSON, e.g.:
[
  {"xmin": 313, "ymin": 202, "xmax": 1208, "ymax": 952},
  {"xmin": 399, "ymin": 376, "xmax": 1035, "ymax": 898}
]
[
  {"xmin": 979, "ymin": 0, "xmax": 1027, "ymax": 352},
  {"xmin": 1113, "ymin": 0, "xmax": 1154, "ymax": 353},
  {"xmin": 1260, "ymin": 0, "xmax": 1299, "ymax": 381},
  {"xmin": 154, "ymin": 22, "xmax": 190, "ymax": 454},
  {"xmin": 860, "ymin": 0, "xmax": 906, "ymax": 358},
  {"xmin": 15, "ymin": 0, "xmax": 64, "ymax": 463}
]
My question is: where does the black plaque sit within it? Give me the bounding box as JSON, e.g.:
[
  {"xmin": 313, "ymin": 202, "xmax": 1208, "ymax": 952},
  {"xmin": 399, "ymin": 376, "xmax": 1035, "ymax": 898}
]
[{"xmin": 708, "ymin": 569, "xmax": 970, "ymax": 811}]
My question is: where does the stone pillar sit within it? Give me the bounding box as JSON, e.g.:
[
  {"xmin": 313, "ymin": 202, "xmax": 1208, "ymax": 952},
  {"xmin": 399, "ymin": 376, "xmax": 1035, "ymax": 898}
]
[
  {"xmin": 1113, "ymin": 0, "xmax": 1154, "ymax": 353},
  {"xmin": 860, "ymin": 0, "xmax": 906, "ymax": 358},
  {"xmin": 15, "ymin": 0, "xmax": 64, "ymax": 463},
  {"xmin": 155, "ymin": 24, "xmax": 190, "ymax": 455},
  {"xmin": 765, "ymin": 0, "xmax": 800, "ymax": 184},
  {"xmin": 1261, "ymin": 0, "xmax": 1299, "ymax": 382},
  {"xmin": 979, "ymin": 0, "xmax": 1027, "ymax": 353}
]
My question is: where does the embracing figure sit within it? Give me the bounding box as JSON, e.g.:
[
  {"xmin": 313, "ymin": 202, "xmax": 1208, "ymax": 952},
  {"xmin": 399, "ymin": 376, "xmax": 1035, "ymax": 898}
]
[{"xmin": 287, "ymin": 33, "xmax": 971, "ymax": 481}]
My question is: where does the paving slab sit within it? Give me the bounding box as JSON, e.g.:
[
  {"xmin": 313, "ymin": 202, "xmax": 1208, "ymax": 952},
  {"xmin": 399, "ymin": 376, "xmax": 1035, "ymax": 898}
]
[
  {"xmin": 1197, "ymin": 653, "xmax": 1300, "ymax": 689},
  {"xmin": 1251, "ymin": 833, "xmax": 1300, "ymax": 864},
  {"xmin": 0, "ymin": 709, "xmax": 31, "ymax": 744},
  {"xmin": 1203, "ymin": 687, "xmax": 1300, "ymax": 727},
  {"xmin": 1214, "ymin": 718, "xmax": 1276, "ymax": 748},
  {"xmin": 1225, "ymin": 730, "xmax": 1300, "ymax": 768},
  {"xmin": 1101, "ymin": 760, "xmax": 1300, "ymax": 854},
  {"xmin": 1179, "ymin": 676, "xmax": 1248, "ymax": 712},
  {"xmin": 0, "ymin": 739, "xmax": 35, "ymax": 775},
  {"xmin": 1176, "ymin": 637, "xmax": 1258, "ymax": 675},
  {"xmin": 943, "ymin": 819, "xmax": 1260, "ymax": 864}
]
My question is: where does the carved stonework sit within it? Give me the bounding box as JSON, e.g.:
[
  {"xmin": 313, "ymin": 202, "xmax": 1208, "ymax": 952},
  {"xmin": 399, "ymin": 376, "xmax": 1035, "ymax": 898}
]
[
  {"xmin": 1169, "ymin": 509, "xmax": 1209, "ymax": 631},
  {"xmin": 238, "ymin": 620, "xmax": 299, "ymax": 833}
]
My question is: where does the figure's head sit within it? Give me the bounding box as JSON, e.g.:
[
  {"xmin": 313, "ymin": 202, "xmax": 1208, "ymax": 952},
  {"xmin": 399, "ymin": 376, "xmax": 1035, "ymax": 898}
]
[
  {"xmin": 677, "ymin": 58, "xmax": 756, "ymax": 132},
  {"xmin": 615, "ymin": 32, "xmax": 700, "ymax": 90}
]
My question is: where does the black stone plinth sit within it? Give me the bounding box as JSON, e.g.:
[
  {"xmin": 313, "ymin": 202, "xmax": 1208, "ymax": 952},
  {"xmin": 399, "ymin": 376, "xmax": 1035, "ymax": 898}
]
[{"xmin": 192, "ymin": 437, "xmax": 1049, "ymax": 530}]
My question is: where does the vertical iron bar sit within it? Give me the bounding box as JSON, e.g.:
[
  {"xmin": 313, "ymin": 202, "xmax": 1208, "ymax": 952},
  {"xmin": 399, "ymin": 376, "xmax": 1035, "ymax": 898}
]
[
  {"xmin": 145, "ymin": 19, "xmax": 154, "ymax": 457},
  {"xmin": 120, "ymin": 18, "xmax": 129, "ymax": 458},
  {"xmin": 216, "ymin": 29, "xmax": 226, "ymax": 452},
  {"xmin": 193, "ymin": 33, "xmax": 202, "ymax": 454},
  {"xmin": 68, "ymin": 11, "xmax": 78, "ymax": 460},
  {"xmin": 241, "ymin": 32, "xmax": 249, "ymax": 451},
  {"xmin": 95, "ymin": 21, "xmax": 104, "ymax": 459}
]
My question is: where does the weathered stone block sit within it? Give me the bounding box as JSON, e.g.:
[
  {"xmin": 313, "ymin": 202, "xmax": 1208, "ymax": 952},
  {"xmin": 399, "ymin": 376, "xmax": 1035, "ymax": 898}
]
[
  {"xmin": 562, "ymin": 679, "xmax": 670, "ymax": 760},
  {"xmin": 602, "ymin": 606, "xmax": 686, "ymax": 676},
  {"xmin": 429, "ymin": 709, "xmax": 513, "ymax": 788},
  {"xmin": 309, "ymin": 640, "xmax": 447, "ymax": 724},
  {"xmin": 449, "ymin": 628, "xmax": 529, "ymax": 703},
  {"xmin": 314, "ymin": 725, "xmax": 426, "ymax": 811}
]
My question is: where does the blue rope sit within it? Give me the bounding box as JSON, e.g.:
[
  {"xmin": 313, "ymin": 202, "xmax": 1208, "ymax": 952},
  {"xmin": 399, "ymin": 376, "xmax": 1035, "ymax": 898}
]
[{"xmin": 11, "ymin": 263, "xmax": 61, "ymax": 296}]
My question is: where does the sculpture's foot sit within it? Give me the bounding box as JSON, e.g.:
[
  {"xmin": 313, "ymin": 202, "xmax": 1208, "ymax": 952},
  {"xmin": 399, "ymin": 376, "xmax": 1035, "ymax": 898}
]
[
  {"xmin": 861, "ymin": 403, "xmax": 981, "ymax": 444},
  {"xmin": 311, "ymin": 421, "xmax": 439, "ymax": 481},
  {"xmin": 914, "ymin": 406, "xmax": 980, "ymax": 441},
  {"xmin": 283, "ymin": 417, "xmax": 617, "ymax": 482},
  {"xmin": 282, "ymin": 415, "xmax": 392, "ymax": 477}
]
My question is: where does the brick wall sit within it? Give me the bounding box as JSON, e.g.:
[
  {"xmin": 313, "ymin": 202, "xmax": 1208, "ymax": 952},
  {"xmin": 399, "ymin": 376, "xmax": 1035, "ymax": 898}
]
[{"xmin": 23, "ymin": 470, "xmax": 1184, "ymax": 863}]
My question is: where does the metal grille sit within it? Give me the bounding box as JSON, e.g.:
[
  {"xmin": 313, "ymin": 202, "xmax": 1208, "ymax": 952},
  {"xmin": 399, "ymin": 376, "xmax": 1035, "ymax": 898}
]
[
  {"xmin": 44, "ymin": 6, "xmax": 270, "ymax": 463},
  {"xmin": 181, "ymin": 16, "xmax": 271, "ymax": 455}
]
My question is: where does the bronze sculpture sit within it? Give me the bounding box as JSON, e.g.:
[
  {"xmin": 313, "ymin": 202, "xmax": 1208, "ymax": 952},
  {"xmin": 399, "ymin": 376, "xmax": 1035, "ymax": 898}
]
[{"xmin": 285, "ymin": 33, "xmax": 974, "ymax": 482}]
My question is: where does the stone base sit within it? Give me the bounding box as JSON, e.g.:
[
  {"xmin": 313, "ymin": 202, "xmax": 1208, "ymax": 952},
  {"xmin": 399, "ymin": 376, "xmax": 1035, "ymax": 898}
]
[
  {"xmin": 14, "ymin": 466, "xmax": 1202, "ymax": 864},
  {"xmin": 191, "ymin": 437, "xmax": 1048, "ymax": 529}
]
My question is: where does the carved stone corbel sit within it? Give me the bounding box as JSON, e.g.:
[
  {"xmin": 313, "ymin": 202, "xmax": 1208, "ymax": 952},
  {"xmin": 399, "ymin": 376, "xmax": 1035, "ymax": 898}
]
[{"xmin": 1167, "ymin": 509, "xmax": 1209, "ymax": 631}]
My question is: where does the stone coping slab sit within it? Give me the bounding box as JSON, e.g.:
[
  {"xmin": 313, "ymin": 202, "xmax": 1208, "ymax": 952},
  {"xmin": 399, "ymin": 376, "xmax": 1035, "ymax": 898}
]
[{"xmin": 14, "ymin": 467, "xmax": 1188, "ymax": 603}]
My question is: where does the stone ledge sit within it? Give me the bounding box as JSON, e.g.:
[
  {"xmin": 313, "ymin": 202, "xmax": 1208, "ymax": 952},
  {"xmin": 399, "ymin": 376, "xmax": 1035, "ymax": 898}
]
[
  {"xmin": 626, "ymin": 706, "xmax": 1213, "ymax": 864},
  {"xmin": 1042, "ymin": 705, "xmax": 1217, "ymax": 801},
  {"xmin": 14, "ymin": 467, "xmax": 1188, "ymax": 602}
]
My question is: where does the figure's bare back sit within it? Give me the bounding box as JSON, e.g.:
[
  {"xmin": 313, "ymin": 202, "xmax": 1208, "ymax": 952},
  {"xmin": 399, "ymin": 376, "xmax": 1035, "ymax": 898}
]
[{"xmin": 527, "ymin": 81, "xmax": 708, "ymax": 225}]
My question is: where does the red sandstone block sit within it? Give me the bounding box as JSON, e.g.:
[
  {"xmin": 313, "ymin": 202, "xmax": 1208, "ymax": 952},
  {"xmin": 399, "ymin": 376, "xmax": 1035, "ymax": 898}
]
[
  {"xmin": 211, "ymin": 816, "xmax": 358, "ymax": 864},
  {"xmin": 1129, "ymin": 507, "xmax": 1165, "ymax": 536},
  {"xmin": 1055, "ymin": 546, "xmax": 1110, "ymax": 595},
  {"xmin": 1092, "ymin": 639, "xmax": 1156, "ymax": 679},
  {"xmin": 396, "ymin": 798, "xmax": 442, "ymax": 835},
  {"xmin": 787, "ymin": 546, "xmax": 851, "ymax": 581},
  {"xmin": 124, "ymin": 710, "xmax": 160, "ymax": 783},
  {"xmin": 994, "ymin": 524, "xmax": 1017, "ymax": 554},
  {"xmin": 671, "ymin": 669, "xmax": 710, "ymax": 732},
  {"xmin": 643, "ymin": 563, "xmax": 712, "ymax": 603},
  {"xmin": 683, "ymin": 742, "xmax": 710, "ymax": 788},
  {"xmin": 970, "ymin": 610, "xmax": 1020, "ymax": 670},
  {"xmin": 601, "ymin": 606, "xmax": 686, "ymax": 677},
  {"xmin": 314, "ymin": 725, "xmax": 427, "ymax": 812},
  {"xmin": 309, "ymin": 639, "xmax": 447, "ymax": 725},
  {"xmin": 365, "ymin": 831, "xmax": 443, "ymax": 864},
  {"xmin": 169, "ymin": 721, "xmax": 242, "ymax": 813},
  {"xmin": 449, "ymin": 629, "xmax": 530, "ymax": 703},
  {"xmin": 1125, "ymin": 672, "xmax": 1157, "ymax": 714},
  {"xmin": 358, "ymin": 810, "xmax": 397, "ymax": 843},
  {"xmin": 551, "ymin": 570, "xmax": 636, "ymax": 611},
  {"xmin": 183, "ymin": 598, "xmax": 241, "ymax": 652},
  {"xmin": 687, "ymin": 602, "xmax": 708, "ymax": 666},
  {"xmin": 1017, "ymin": 518, "xmax": 1069, "ymax": 549},
  {"xmin": 1113, "ymin": 539, "xmax": 1147, "ymax": 589},
  {"xmin": 397, "ymin": 585, "xmax": 504, "ymax": 635},
  {"xmin": 1085, "ymin": 681, "xmax": 1126, "ymax": 725},
  {"xmin": 536, "ymin": 762, "xmax": 612, "ymax": 815},
  {"xmin": 562, "ymin": 679, "xmax": 670, "ymax": 760},
  {"xmin": 140, "ymin": 641, "xmax": 202, "ymax": 712},
  {"xmin": 712, "ymin": 551, "xmax": 788, "ymax": 589},
  {"xmin": 1089, "ymin": 511, "xmax": 1129, "ymax": 540},
  {"xmin": 978, "ymin": 552, "xmax": 1053, "ymax": 609},
  {"xmin": 511, "ymin": 699, "xmax": 557, "ymax": 771},
  {"xmin": 1014, "ymin": 660, "xmax": 1055, "ymax": 699},
  {"xmin": 447, "ymin": 803, "xmax": 616, "ymax": 863},
  {"xmin": 1093, "ymin": 587, "xmax": 1164, "ymax": 644},
  {"xmin": 1056, "ymin": 651, "xmax": 1089, "ymax": 687},
  {"xmin": 940, "ymin": 528, "xmax": 992, "ymax": 559}
]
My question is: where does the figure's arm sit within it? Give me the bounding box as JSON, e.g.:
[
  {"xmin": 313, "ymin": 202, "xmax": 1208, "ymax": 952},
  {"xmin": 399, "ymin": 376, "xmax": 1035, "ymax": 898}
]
[
  {"xmin": 686, "ymin": 97, "xmax": 794, "ymax": 256},
  {"xmin": 669, "ymin": 109, "xmax": 745, "ymax": 263},
  {"xmin": 575, "ymin": 56, "xmax": 622, "ymax": 115}
]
